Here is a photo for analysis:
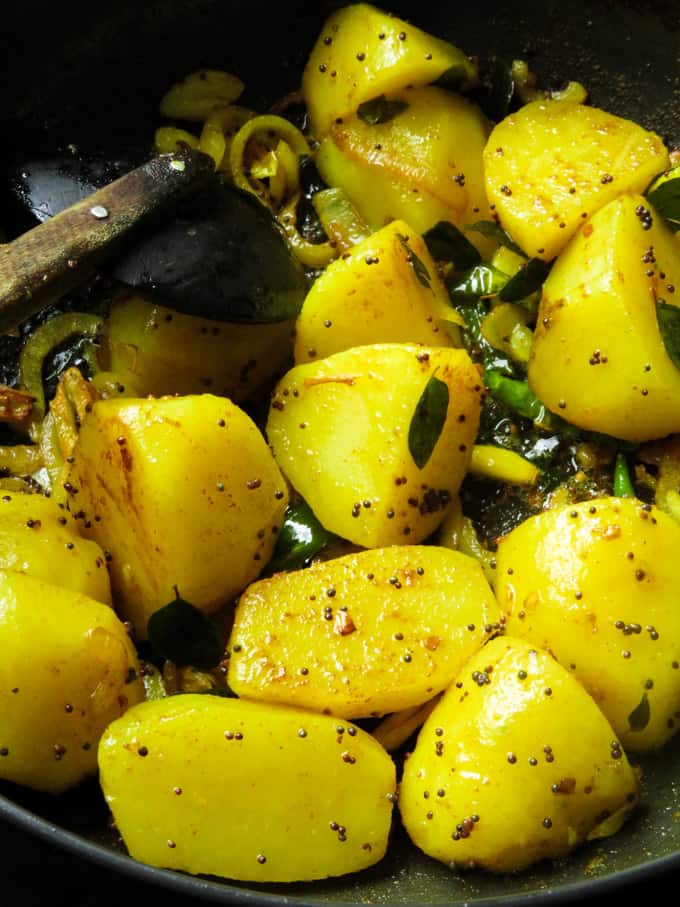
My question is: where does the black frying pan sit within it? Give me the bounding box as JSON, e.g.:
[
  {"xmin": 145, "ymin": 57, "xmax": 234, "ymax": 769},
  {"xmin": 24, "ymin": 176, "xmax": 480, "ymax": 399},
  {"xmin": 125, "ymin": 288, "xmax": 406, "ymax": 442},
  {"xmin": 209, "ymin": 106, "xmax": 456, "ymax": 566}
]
[{"xmin": 1, "ymin": 1, "xmax": 680, "ymax": 904}]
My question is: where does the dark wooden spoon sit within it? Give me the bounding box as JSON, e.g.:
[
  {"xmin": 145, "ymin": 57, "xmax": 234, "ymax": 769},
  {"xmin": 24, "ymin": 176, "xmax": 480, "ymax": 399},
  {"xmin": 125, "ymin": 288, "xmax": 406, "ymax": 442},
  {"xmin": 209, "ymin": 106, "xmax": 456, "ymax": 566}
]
[{"xmin": 0, "ymin": 147, "xmax": 308, "ymax": 333}]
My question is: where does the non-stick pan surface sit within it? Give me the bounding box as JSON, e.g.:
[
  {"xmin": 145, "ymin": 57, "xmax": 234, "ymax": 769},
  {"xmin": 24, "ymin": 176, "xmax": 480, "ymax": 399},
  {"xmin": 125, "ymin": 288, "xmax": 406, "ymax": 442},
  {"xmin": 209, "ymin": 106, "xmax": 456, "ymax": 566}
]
[{"xmin": 1, "ymin": 0, "xmax": 680, "ymax": 903}]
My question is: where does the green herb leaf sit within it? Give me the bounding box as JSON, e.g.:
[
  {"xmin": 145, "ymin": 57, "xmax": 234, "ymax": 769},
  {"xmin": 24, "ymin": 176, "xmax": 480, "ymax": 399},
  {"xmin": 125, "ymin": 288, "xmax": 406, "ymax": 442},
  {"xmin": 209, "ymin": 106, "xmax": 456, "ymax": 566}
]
[
  {"xmin": 357, "ymin": 95, "xmax": 409, "ymax": 125},
  {"xmin": 646, "ymin": 175, "xmax": 680, "ymax": 232},
  {"xmin": 476, "ymin": 56, "xmax": 515, "ymax": 122},
  {"xmin": 613, "ymin": 452, "xmax": 636, "ymax": 498},
  {"xmin": 628, "ymin": 692, "xmax": 650, "ymax": 732},
  {"xmin": 423, "ymin": 220, "xmax": 481, "ymax": 270},
  {"xmin": 268, "ymin": 498, "xmax": 332, "ymax": 573},
  {"xmin": 465, "ymin": 220, "xmax": 526, "ymax": 258},
  {"xmin": 397, "ymin": 233, "xmax": 432, "ymax": 289},
  {"xmin": 499, "ymin": 258, "xmax": 551, "ymax": 304},
  {"xmin": 657, "ymin": 300, "xmax": 680, "ymax": 369},
  {"xmin": 147, "ymin": 589, "xmax": 223, "ymax": 669},
  {"xmin": 409, "ymin": 374, "xmax": 449, "ymax": 469},
  {"xmin": 449, "ymin": 263, "xmax": 508, "ymax": 300},
  {"xmin": 434, "ymin": 62, "xmax": 475, "ymax": 93}
]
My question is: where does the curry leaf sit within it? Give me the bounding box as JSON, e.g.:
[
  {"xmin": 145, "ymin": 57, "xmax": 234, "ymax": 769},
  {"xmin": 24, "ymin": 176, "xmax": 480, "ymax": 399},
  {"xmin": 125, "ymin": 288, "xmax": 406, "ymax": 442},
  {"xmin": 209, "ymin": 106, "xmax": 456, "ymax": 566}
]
[
  {"xmin": 646, "ymin": 176, "xmax": 680, "ymax": 232},
  {"xmin": 657, "ymin": 300, "xmax": 680, "ymax": 369},
  {"xmin": 268, "ymin": 498, "xmax": 332, "ymax": 573},
  {"xmin": 434, "ymin": 62, "xmax": 475, "ymax": 93},
  {"xmin": 423, "ymin": 220, "xmax": 481, "ymax": 270},
  {"xmin": 465, "ymin": 220, "xmax": 526, "ymax": 258},
  {"xmin": 476, "ymin": 56, "xmax": 515, "ymax": 122},
  {"xmin": 397, "ymin": 233, "xmax": 432, "ymax": 289},
  {"xmin": 628, "ymin": 692, "xmax": 651, "ymax": 732},
  {"xmin": 449, "ymin": 263, "xmax": 508, "ymax": 300},
  {"xmin": 147, "ymin": 588, "xmax": 223, "ymax": 669},
  {"xmin": 357, "ymin": 95, "xmax": 409, "ymax": 125},
  {"xmin": 499, "ymin": 258, "xmax": 552, "ymax": 304},
  {"xmin": 408, "ymin": 374, "xmax": 449, "ymax": 469}
]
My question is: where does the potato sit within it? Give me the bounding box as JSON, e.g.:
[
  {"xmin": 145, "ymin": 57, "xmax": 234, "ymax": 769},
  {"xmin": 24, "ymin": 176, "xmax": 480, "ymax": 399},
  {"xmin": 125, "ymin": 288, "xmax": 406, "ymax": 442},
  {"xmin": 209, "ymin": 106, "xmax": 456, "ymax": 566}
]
[
  {"xmin": 0, "ymin": 569, "xmax": 143, "ymax": 793},
  {"xmin": 483, "ymin": 100, "xmax": 669, "ymax": 260},
  {"xmin": 228, "ymin": 545, "xmax": 500, "ymax": 718},
  {"xmin": 528, "ymin": 194, "xmax": 680, "ymax": 442},
  {"xmin": 495, "ymin": 496, "xmax": 680, "ymax": 752},
  {"xmin": 302, "ymin": 3, "xmax": 476, "ymax": 138},
  {"xmin": 0, "ymin": 491, "xmax": 111, "ymax": 604},
  {"xmin": 294, "ymin": 220, "xmax": 456, "ymax": 364},
  {"xmin": 266, "ymin": 344, "xmax": 482, "ymax": 547},
  {"xmin": 98, "ymin": 694, "xmax": 396, "ymax": 882},
  {"xmin": 399, "ymin": 636, "xmax": 639, "ymax": 873},
  {"xmin": 65, "ymin": 394, "xmax": 288, "ymax": 638},
  {"xmin": 104, "ymin": 292, "xmax": 294, "ymax": 404},
  {"xmin": 316, "ymin": 87, "xmax": 494, "ymax": 254}
]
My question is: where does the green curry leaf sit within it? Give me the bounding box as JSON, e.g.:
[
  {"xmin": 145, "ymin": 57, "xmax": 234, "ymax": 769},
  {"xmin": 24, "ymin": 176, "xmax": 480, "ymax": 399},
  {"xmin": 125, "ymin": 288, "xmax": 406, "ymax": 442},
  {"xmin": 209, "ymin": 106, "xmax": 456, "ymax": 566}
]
[
  {"xmin": 449, "ymin": 263, "xmax": 508, "ymax": 300},
  {"xmin": 646, "ymin": 175, "xmax": 680, "ymax": 232},
  {"xmin": 357, "ymin": 95, "xmax": 409, "ymax": 125},
  {"xmin": 434, "ymin": 62, "xmax": 475, "ymax": 93},
  {"xmin": 408, "ymin": 374, "xmax": 449, "ymax": 469},
  {"xmin": 465, "ymin": 220, "xmax": 526, "ymax": 258},
  {"xmin": 499, "ymin": 257, "xmax": 552, "ymax": 304},
  {"xmin": 147, "ymin": 588, "xmax": 223, "ymax": 669},
  {"xmin": 268, "ymin": 498, "xmax": 332, "ymax": 573},
  {"xmin": 397, "ymin": 233, "xmax": 432, "ymax": 289},
  {"xmin": 628, "ymin": 692, "xmax": 651, "ymax": 732},
  {"xmin": 423, "ymin": 220, "xmax": 481, "ymax": 270},
  {"xmin": 657, "ymin": 300, "xmax": 680, "ymax": 369}
]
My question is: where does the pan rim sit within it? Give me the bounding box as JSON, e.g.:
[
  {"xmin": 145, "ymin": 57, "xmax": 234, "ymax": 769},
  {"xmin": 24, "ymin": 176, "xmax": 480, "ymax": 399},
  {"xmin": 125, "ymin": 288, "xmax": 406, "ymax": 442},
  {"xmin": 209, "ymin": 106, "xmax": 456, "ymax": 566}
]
[{"xmin": 2, "ymin": 788, "xmax": 680, "ymax": 906}]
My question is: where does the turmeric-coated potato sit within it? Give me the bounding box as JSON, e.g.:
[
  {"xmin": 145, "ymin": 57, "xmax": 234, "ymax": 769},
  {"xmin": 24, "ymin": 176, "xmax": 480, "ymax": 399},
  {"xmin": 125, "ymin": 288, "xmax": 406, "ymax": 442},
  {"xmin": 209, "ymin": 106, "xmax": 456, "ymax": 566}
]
[
  {"xmin": 495, "ymin": 497, "xmax": 680, "ymax": 751},
  {"xmin": 266, "ymin": 344, "xmax": 482, "ymax": 548},
  {"xmin": 400, "ymin": 636, "xmax": 639, "ymax": 873},
  {"xmin": 316, "ymin": 87, "xmax": 494, "ymax": 254},
  {"xmin": 528, "ymin": 194, "xmax": 680, "ymax": 441},
  {"xmin": 0, "ymin": 569, "xmax": 143, "ymax": 793},
  {"xmin": 483, "ymin": 100, "xmax": 669, "ymax": 260},
  {"xmin": 66, "ymin": 394, "xmax": 288, "ymax": 638},
  {"xmin": 294, "ymin": 220, "xmax": 456, "ymax": 364},
  {"xmin": 228, "ymin": 545, "xmax": 500, "ymax": 718},
  {"xmin": 0, "ymin": 491, "xmax": 111, "ymax": 604},
  {"xmin": 302, "ymin": 3, "xmax": 476, "ymax": 138},
  {"xmin": 98, "ymin": 695, "xmax": 396, "ymax": 882},
  {"xmin": 105, "ymin": 292, "xmax": 294, "ymax": 404}
]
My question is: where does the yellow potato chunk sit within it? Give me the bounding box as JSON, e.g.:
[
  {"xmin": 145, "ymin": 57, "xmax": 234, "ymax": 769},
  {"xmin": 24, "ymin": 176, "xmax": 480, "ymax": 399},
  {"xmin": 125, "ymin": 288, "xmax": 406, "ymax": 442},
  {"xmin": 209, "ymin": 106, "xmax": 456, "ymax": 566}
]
[
  {"xmin": 0, "ymin": 491, "xmax": 111, "ymax": 604},
  {"xmin": 316, "ymin": 87, "xmax": 494, "ymax": 254},
  {"xmin": 228, "ymin": 545, "xmax": 500, "ymax": 718},
  {"xmin": 294, "ymin": 220, "xmax": 456, "ymax": 363},
  {"xmin": 98, "ymin": 694, "xmax": 396, "ymax": 882},
  {"xmin": 266, "ymin": 344, "xmax": 482, "ymax": 547},
  {"xmin": 0, "ymin": 569, "xmax": 143, "ymax": 793},
  {"xmin": 66, "ymin": 394, "xmax": 288, "ymax": 638},
  {"xmin": 400, "ymin": 636, "xmax": 639, "ymax": 873},
  {"xmin": 483, "ymin": 100, "xmax": 669, "ymax": 260},
  {"xmin": 105, "ymin": 292, "xmax": 294, "ymax": 404},
  {"xmin": 495, "ymin": 497, "xmax": 680, "ymax": 752},
  {"xmin": 302, "ymin": 3, "xmax": 476, "ymax": 138},
  {"xmin": 529, "ymin": 194, "xmax": 680, "ymax": 441}
]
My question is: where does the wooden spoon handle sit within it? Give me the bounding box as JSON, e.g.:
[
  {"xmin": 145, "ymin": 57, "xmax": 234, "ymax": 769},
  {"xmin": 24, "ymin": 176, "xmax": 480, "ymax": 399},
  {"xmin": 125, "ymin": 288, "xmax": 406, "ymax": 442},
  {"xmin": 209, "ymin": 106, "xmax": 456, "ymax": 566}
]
[{"xmin": 0, "ymin": 148, "xmax": 215, "ymax": 334}]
